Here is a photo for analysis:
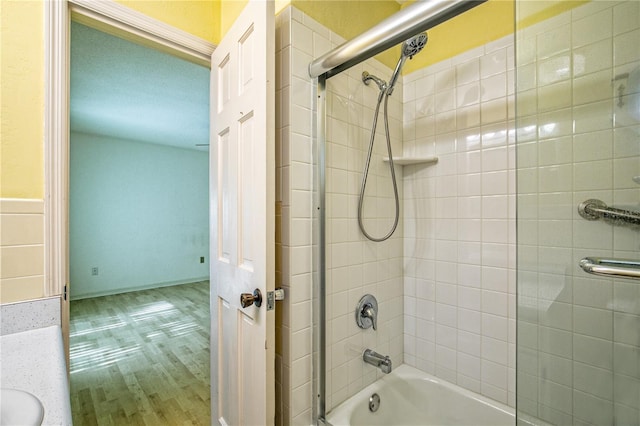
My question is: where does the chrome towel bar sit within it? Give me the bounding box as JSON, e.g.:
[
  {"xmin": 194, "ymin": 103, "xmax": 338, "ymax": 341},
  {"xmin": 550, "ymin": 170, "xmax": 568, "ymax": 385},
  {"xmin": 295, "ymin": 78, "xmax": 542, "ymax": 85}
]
[
  {"xmin": 578, "ymin": 199, "xmax": 640, "ymax": 226},
  {"xmin": 580, "ymin": 257, "xmax": 640, "ymax": 280}
]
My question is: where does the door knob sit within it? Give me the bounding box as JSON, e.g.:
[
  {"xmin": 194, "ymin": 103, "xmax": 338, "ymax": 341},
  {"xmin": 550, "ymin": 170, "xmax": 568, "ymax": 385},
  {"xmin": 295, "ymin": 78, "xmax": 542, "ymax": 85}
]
[{"xmin": 240, "ymin": 289, "xmax": 262, "ymax": 308}]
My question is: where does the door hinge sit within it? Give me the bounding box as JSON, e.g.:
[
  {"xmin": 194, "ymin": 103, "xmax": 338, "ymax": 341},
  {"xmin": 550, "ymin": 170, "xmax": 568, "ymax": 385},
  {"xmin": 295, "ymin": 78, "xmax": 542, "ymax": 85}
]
[{"xmin": 64, "ymin": 285, "xmax": 68, "ymax": 301}]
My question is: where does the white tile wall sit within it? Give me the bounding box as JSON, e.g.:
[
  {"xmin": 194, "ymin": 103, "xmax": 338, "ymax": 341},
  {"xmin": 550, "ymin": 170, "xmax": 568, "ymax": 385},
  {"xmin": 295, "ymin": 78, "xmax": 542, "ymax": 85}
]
[
  {"xmin": 402, "ymin": 33, "xmax": 516, "ymax": 407},
  {"xmin": 276, "ymin": 6, "xmax": 356, "ymax": 424},
  {"xmin": 0, "ymin": 199, "xmax": 46, "ymax": 303},
  {"xmin": 516, "ymin": 1, "xmax": 640, "ymax": 424},
  {"xmin": 279, "ymin": 6, "xmax": 406, "ymax": 421},
  {"xmin": 324, "ymin": 54, "xmax": 404, "ymax": 412}
]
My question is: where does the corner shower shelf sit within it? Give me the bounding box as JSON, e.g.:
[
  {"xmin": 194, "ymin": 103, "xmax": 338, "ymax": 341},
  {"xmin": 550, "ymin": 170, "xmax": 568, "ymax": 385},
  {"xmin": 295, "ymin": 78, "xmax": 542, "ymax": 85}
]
[{"xmin": 382, "ymin": 156, "xmax": 438, "ymax": 166}]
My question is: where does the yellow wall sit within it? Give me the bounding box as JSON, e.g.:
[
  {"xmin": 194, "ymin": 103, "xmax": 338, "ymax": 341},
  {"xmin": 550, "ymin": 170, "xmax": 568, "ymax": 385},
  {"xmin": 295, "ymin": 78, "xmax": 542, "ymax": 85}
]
[
  {"xmin": 1, "ymin": 1, "xmax": 45, "ymax": 199},
  {"xmin": 403, "ymin": 0, "xmax": 514, "ymax": 74},
  {"xmin": 0, "ymin": 0, "xmax": 219, "ymax": 201},
  {"xmin": 220, "ymin": 0, "xmax": 248, "ymax": 39},
  {"xmin": 116, "ymin": 0, "xmax": 219, "ymax": 43},
  {"xmin": 517, "ymin": 0, "xmax": 588, "ymax": 29}
]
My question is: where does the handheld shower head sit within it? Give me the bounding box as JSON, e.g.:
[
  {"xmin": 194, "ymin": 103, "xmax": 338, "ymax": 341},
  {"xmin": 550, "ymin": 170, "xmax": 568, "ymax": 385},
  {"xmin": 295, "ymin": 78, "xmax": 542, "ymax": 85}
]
[
  {"xmin": 387, "ymin": 32, "xmax": 428, "ymax": 95},
  {"xmin": 402, "ymin": 32, "xmax": 428, "ymax": 59}
]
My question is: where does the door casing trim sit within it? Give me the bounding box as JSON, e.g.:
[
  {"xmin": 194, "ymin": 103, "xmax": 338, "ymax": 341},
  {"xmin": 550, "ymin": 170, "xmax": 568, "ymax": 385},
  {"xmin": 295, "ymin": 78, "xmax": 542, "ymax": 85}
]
[{"xmin": 44, "ymin": 0, "xmax": 215, "ymax": 364}]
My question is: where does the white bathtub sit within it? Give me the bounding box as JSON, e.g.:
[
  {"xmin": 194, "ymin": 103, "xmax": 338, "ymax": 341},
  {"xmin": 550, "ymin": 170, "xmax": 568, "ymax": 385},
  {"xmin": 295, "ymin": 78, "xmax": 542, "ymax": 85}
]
[{"xmin": 326, "ymin": 364, "xmax": 514, "ymax": 426}]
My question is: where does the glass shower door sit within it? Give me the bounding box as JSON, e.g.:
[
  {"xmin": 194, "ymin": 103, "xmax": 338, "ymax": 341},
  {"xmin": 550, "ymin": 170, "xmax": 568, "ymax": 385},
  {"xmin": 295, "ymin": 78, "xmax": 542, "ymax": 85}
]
[{"xmin": 516, "ymin": 1, "xmax": 640, "ymax": 424}]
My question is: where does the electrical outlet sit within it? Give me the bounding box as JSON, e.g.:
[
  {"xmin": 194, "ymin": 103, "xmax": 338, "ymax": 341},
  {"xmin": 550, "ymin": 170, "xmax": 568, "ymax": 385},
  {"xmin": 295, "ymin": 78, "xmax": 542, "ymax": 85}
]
[
  {"xmin": 91, "ymin": 267, "xmax": 99, "ymax": 276},
  {"xmin": 200, "ymin": 256, "xmax": 205, "ymax": 264}
]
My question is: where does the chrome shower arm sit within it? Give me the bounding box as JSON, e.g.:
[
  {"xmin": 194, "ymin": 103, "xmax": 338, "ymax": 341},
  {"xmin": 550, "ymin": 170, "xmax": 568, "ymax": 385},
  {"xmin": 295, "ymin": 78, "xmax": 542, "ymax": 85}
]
[{"xmin": 362, "ymin": 71, "xmax": 387, "ymax": 92}]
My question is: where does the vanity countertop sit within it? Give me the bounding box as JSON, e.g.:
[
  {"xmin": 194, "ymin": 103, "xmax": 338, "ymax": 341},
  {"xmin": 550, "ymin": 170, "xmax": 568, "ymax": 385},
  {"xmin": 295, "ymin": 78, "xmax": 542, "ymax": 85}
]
[{"xmin": 1, "ymin": 325, "xmax": 72, "ymax": 425}]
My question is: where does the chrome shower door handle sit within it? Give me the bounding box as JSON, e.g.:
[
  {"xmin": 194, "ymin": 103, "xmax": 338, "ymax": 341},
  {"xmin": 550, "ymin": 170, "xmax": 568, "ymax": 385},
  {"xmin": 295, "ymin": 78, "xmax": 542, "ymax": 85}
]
[{"xmin": 579, "ymin": 257, "xmax": 640, "ymax": 280}]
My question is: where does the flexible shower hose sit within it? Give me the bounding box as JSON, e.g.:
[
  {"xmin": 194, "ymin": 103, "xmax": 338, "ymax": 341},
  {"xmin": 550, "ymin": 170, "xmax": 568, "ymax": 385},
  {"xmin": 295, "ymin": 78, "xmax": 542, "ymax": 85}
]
[{"xmin": 357, "ymin": 88, "xmax": 400, "ymax": 242}]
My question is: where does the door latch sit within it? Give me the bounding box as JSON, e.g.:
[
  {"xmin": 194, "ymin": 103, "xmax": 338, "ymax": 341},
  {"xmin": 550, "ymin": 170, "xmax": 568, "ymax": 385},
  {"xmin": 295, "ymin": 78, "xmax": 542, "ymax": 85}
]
[{"xmin": 266, "ymin": 288, "xmax": 285, "ymax": 311}]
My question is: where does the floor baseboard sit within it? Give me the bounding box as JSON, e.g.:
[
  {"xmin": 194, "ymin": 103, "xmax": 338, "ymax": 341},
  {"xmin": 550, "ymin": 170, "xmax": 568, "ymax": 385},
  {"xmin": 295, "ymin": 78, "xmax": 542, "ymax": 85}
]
[{"xmin": 70, "ymin": 276, "xmax": 210, "ymax": 301}]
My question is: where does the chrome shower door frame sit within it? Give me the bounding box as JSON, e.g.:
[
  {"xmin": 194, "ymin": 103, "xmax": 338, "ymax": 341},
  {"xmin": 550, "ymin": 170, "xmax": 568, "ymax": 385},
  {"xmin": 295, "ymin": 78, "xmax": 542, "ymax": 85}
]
[
  {"xmin": 312, "ymin": 74, "xmax": 327, "ymax": 425},
  {"xmin": 309, "ymin": 2, "xmax": 488, "ymax": 423}
]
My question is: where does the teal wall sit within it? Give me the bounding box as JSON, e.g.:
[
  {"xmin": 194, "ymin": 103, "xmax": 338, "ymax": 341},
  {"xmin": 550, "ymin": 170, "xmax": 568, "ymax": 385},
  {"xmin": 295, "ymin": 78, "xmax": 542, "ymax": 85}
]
[{"xmin": 70, "ymin": 132, "xmax": 209, "ymax": 299}]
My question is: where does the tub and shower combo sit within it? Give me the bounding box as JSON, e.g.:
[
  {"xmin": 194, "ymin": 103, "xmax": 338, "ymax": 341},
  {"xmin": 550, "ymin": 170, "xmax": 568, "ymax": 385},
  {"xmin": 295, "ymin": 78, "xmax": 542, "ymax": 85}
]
[{"xmin": 308, "ymin": 0, "xmax": 640, "ymax": 424}]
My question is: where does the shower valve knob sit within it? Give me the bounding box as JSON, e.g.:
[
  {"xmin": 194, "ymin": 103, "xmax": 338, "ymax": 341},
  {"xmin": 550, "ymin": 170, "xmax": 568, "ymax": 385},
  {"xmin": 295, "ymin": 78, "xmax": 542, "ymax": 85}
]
[{"xmin": 356, "ymin": 294, "xmax": 379, "ymax": 330}]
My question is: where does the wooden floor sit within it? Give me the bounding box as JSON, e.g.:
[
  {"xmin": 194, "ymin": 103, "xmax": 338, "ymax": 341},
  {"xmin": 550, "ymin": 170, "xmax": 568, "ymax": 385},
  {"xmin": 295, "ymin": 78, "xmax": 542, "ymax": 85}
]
[{"xmin": 69, "ymin": 281, "xmax": 211, "ymax": 425}]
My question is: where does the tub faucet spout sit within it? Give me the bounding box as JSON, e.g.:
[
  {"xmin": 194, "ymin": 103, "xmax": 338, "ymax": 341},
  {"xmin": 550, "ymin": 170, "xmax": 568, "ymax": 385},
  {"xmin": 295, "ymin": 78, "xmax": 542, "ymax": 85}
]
[{"xmin": 363, "ymin": 349, "xmax": 392, "ymax": 374}]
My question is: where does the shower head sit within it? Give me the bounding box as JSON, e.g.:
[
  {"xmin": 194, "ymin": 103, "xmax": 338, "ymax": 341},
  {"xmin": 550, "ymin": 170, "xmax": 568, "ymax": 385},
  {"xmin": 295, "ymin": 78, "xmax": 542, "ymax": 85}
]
[
  {"xmin": 402, "ymin": 32, "xmax": 428, "ymax": 59},
  {"xmin": 387, "ymin": 32, "xmax": 428, "ymax": 96}
]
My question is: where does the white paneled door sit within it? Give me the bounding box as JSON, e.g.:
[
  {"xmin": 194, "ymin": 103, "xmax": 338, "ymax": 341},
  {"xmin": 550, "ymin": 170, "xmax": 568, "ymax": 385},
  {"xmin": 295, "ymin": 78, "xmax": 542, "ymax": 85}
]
[{"xmin": 210, "ymin": 1, "xmax": 275, "ymax": 425}]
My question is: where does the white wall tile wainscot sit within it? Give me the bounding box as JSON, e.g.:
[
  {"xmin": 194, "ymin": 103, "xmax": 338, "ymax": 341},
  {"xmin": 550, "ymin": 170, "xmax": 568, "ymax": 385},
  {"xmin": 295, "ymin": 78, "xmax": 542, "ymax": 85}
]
[{"xmin": 0, "ymin": 199, "xmax": 46, "ymax": 303}]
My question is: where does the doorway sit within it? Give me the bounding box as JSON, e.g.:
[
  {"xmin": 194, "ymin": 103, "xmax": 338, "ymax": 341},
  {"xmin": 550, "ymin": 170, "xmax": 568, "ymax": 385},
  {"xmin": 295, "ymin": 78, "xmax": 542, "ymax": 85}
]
[{"xmin": 68, "ymin": 21, "xmax": 211, "ymax": 423}]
